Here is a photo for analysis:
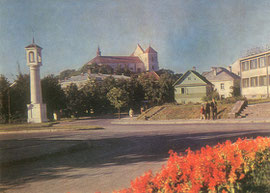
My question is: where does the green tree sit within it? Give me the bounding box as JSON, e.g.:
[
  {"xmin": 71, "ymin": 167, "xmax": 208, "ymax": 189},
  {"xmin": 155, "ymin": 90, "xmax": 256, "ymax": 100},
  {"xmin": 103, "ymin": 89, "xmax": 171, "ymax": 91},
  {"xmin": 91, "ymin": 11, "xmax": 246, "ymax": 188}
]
[
  {"xmin": 138, "ymin": 74, "xmax": 161, "ymax": 106},
  {"xmin": 59, "ymin": 69, "xmax": 76, "ymax": 80},
  {"xmin": 0, "ymin": 75, "xmax": 10, "ymax": 123},
  {"xmin": 9, "ymin": 74, "xmax": 30, "ymax": 122},
  {"xmin": 127, "ymin": 76, "xmax": 144, "ymax": 109},
  {"xmin": 41, "ymin": 75, "xmax": 66, "ymax": 119},
  {"xmin": 159, "ymin": 73, "xmax": 175, "ymax": 103},
  {"xmin": 64, "ymin": 83, "xmax": 84, "ymax": 117},
  {"xmin": 107, "ymin": 87, "xmax": 129, "ymax": 118},
  {"xmin": 231, "ymin": 79, "xmax": 241, "ymax": 97}
]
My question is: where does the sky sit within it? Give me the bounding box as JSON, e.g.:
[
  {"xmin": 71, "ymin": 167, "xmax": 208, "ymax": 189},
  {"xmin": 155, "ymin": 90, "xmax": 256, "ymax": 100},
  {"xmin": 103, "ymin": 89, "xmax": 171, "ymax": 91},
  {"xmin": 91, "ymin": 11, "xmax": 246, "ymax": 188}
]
[{"xmin": 1, "ymin": 0, "xmax": 270, "ymax": 81}]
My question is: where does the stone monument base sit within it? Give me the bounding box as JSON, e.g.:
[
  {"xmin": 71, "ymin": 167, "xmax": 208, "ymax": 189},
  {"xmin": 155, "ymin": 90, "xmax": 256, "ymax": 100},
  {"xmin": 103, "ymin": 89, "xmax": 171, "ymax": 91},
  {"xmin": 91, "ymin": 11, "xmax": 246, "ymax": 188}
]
[{"xmin": 27, "ymin": 103, "xmax": 48, "ymax": 123}]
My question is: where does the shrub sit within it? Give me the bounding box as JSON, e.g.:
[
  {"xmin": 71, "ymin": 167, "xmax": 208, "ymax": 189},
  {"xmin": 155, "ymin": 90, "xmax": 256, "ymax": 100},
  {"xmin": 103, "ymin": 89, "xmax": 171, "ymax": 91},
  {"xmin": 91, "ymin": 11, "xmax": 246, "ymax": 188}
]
[{"xmin": 114, "ymin": 137, "xmax": 270, "ymax": 193}]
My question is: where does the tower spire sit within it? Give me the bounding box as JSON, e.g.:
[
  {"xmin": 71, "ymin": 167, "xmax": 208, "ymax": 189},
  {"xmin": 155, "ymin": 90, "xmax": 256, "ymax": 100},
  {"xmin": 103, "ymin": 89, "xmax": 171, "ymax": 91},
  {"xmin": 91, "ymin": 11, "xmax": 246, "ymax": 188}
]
[
  {"xmin": 32, "ymin": 37, "xmax": 35, "ymax": 44},
  {"xmin": 97, "ymin": 46, "xmax": 101, "ymax": 56}
]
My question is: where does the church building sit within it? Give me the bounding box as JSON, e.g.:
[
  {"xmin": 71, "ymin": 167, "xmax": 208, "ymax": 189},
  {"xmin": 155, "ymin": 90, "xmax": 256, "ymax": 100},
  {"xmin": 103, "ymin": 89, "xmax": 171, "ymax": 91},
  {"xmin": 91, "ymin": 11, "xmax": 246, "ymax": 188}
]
[{"xmin": 86, "ymin": 44, "xmax": 159, "ymax": 73}]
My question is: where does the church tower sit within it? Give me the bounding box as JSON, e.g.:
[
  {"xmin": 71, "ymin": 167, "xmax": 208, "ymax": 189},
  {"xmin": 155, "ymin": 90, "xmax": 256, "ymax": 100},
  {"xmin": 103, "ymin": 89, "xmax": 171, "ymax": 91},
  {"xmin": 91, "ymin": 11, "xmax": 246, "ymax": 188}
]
[
  {"xmin": 25, "ymin": 38, "xmax": 48, "ymax": 123},
  {"xmin": 144, "ymin": 46, "xmax": 159, "ymax": 71}
]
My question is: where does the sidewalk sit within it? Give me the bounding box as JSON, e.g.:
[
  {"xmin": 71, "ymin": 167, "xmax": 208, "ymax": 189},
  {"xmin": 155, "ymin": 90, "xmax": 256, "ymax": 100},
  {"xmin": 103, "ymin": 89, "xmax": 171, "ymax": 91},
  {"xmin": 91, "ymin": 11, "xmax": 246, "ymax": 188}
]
[{"xmin": 112, "ymin": 117, "xmax": 270, "ymax": 125}]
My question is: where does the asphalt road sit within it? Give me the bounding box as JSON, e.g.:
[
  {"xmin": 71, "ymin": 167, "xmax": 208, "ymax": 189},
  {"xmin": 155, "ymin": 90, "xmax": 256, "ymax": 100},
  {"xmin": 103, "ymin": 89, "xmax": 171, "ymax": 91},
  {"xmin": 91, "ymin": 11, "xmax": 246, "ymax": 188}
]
[{"xmin": 1, "ymin": 119, "xmax": 270, "ymax": 193}]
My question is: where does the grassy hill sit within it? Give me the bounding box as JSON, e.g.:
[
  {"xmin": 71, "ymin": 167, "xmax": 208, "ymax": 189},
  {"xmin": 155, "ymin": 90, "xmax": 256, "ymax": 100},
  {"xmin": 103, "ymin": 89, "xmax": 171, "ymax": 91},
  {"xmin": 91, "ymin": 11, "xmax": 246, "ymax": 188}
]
[{"xmin": 137, "ymin": 103, "xmax": 234, "ymax": 120}]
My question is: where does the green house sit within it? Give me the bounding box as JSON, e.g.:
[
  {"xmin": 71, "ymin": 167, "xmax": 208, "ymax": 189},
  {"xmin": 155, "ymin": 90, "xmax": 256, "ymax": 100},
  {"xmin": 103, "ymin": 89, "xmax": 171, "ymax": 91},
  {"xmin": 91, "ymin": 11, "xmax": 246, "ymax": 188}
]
[{"xmin": 173, "ymin": 70, "xmax": 213, "ymax": 104}]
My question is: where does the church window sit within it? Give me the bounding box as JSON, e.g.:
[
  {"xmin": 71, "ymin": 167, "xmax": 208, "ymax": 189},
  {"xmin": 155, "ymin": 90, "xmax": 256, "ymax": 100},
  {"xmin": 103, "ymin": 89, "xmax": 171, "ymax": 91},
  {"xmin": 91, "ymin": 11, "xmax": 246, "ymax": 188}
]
[{"xmin": 29, "ymin": 51, "xmax": 35, "ymax": 62}]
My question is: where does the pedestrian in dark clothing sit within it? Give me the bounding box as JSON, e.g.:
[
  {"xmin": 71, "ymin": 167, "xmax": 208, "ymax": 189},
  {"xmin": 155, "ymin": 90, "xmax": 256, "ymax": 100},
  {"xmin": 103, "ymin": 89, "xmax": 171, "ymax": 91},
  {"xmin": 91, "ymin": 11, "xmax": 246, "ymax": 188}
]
[
  {"xmin": 205, "ymin": 101, "xmax": 210, "ymax": 120},
  {"xmin": 210, "ymin": 98, "xmax": 217, "ymax": 120}
]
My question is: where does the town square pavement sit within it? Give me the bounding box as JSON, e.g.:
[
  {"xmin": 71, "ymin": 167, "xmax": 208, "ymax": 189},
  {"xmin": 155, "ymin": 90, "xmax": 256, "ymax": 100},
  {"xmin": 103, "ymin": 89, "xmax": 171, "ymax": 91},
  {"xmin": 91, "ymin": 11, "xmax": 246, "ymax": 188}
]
[{"xmin": 1, "ymin": 118, "xmax": 270, "ymax": 193}]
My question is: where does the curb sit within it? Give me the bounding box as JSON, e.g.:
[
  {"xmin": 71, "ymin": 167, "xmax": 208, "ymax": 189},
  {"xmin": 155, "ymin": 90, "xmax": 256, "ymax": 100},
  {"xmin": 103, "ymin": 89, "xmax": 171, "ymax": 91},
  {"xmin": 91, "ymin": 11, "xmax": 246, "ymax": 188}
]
[
  {"xmin": 0, "ymin": 127, "xmax": 104, "ymax": 134},
  {"xmin": 111, "ymin": 119, "xmax": 270, "ymax": 125}
]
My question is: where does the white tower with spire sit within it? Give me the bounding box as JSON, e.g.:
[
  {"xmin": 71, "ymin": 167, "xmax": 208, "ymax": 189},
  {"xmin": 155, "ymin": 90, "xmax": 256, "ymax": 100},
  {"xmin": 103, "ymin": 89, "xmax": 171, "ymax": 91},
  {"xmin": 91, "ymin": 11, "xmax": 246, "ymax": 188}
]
[{"xmin": 25, "ymin": 38, "xmax": 47, "ymax": 123}]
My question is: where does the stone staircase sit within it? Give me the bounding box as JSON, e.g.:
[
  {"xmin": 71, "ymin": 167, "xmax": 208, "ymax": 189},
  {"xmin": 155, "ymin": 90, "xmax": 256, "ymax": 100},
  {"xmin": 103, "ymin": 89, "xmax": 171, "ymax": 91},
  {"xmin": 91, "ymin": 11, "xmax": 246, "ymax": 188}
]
[
  {"xmin": 137, "ymin": 106, "xmax": 165, "ymax": 120},
  {"xmin": 240, "ymin": 102, "xmax": 270, "ymax": 118}
]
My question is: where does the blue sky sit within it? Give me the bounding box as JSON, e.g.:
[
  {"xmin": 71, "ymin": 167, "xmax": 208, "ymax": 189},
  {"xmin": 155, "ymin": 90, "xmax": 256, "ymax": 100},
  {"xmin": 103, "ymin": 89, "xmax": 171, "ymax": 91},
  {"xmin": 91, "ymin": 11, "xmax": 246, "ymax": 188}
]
[{"xmin": 1, "ymin": 0, "xmax": 270, "ymax": 80}]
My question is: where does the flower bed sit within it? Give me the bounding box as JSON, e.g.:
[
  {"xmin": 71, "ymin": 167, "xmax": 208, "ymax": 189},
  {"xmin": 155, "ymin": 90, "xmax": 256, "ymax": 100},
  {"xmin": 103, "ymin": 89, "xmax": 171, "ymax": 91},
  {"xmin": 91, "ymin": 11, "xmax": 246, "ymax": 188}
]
[{"xmin": 114, "ymin": 137, "xmax": 270, "ymax": 193}]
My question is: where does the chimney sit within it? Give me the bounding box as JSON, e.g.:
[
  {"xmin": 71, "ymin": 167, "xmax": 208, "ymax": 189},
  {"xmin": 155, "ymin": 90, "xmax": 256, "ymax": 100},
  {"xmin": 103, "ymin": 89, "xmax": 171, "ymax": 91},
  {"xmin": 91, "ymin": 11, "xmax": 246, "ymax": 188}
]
[
  {"xmin": 211, "ymin": 67, "xmax": 217, "ymax": 76},
  {"xmin": 192, "ymin": 66, "xmax": 196, "ymax": 71},
  {"xmin": 229, "ymin": 66, "xmax": 232, "ymax": 72}
]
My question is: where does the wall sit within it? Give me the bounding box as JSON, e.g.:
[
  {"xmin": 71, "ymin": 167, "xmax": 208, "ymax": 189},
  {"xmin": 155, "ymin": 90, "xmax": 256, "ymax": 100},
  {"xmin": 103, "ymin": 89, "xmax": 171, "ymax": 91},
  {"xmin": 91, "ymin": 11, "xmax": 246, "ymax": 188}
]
[{"xmin": 212, "ymin": 80, "xmax": 234, "ymax": 98}]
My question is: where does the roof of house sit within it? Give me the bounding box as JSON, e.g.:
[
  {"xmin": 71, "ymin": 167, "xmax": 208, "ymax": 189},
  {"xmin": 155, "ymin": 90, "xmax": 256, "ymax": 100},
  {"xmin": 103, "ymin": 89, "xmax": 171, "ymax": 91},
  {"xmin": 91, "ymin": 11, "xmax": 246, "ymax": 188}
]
[
  {"xmin": 87, "ymin": 56, "xmax": 143, "ymax": 65},
  {"xmin": 145, "ymin": 46, "xmax": 157, "ymax": 53},
  {"xmin": 202, "ymin": 67, "xmax": 240, "ymax": 81},
  {"xmin": 173, "ymin": 70, "xmax": 212, "ymax": 87}
]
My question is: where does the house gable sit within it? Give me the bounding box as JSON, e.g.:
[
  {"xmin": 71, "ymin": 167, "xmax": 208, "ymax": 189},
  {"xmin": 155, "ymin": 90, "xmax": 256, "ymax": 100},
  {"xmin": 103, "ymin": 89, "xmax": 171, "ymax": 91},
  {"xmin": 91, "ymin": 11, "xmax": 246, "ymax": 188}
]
[{"xmin": 174, "ymin": 70, "xmax": 211, "ymax": 87}]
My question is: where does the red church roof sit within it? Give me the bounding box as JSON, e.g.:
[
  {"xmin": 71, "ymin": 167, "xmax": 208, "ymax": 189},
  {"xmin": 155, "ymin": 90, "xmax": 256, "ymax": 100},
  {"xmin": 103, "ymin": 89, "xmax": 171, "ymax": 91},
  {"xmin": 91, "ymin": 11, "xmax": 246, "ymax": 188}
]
[{"xmin": 87, "ymin": 56, "xmax": 143, "ymax": 64}]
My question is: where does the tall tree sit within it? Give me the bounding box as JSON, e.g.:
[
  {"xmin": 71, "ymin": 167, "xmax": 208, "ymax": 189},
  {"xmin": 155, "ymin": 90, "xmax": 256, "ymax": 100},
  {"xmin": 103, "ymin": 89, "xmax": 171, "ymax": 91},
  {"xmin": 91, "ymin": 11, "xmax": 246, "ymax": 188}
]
[
  {"xmin": 10, "ymin": 74, "xmax": 30, "ymax": 121},
  {"xmin": 64, "ymin": 84, "xmax": 84, "ymax": 117},
  {"xmin": 0, "ymin": 75, "xmax": 10, "ymax": 123},
  {"xmin": 107, "ymin": 87, "xmax": 129, "ymax": 118},
  {"xmin": 159, "ymin": 73, "xmax": 175, "ymax": 103},
  {"xmin": 138, "ymin": 74, "xmax": 161, "ymax": 106},
  {"xmin": 41, "ymin": 75, "xmax": 66, "ymax": 119}
]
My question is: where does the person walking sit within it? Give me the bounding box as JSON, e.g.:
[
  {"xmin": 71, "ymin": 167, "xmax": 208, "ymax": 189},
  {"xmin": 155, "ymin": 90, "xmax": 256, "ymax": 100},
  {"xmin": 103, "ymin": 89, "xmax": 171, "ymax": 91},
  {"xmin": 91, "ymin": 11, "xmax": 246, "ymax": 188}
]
[
  {"xmin": 210, "ymin": 98, "xmax": 217, "ymax": 120},
  {"xmin": 205, "ymin": 101, "xmax": 210, "ymax": 120},
  {"xmin": 129, "ymin": 108, "xmax": 134, "ymax": 118},
  {"xmin": 200, "ymin": 104, "xmax": 205, "ymax": 120}
]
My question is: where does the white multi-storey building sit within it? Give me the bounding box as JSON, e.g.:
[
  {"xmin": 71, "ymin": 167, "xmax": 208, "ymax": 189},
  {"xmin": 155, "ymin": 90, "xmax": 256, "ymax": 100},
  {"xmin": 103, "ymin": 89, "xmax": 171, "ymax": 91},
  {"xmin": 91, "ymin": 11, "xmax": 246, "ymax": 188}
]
[{"xmin": 240, "ymin": 50, "xmax": 270, "ymax": 99}]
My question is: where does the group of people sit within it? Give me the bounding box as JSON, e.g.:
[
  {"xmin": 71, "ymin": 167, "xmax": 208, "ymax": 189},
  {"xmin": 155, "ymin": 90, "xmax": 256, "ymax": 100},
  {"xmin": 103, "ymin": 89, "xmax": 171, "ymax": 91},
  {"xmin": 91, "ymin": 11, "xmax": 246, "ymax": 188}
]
[{"xmin": 200, "ymin": 99, "xmax": 217, "ymax": 120}]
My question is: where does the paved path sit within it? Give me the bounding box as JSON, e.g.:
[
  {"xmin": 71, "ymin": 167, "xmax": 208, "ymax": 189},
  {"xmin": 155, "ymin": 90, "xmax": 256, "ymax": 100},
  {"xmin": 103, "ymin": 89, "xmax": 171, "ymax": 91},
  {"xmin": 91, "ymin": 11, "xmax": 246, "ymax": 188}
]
[{"xmin": 1, "ymin": 118, "xmax": 270, "ymax": 193}]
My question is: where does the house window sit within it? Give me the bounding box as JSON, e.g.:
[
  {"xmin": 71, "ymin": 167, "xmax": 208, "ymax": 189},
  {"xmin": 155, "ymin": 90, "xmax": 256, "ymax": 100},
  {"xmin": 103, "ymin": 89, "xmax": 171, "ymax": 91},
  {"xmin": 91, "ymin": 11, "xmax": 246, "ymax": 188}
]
[
  {"xmin": 221, "ymin": 95, "xmax": 225, "ymax": 99},
  {"xmin": 250, "ymin": 59, "xmax": 258, "ymax": 69},
  {"xmin": 250, "ymin": 77, "xmax": 258, "ymax": 87},
  {"xmin": 181, "ymin": 88, "xmax": 185, "ymax": 94},
  {"xmin": 29, "ymin": 51, "xmax": 35, "ymax": 62},
  {"xmin": 259, "ymin": 57, "xmax": 265, "ymax": 68},
  {"xmin": 259, "ymin": 76, "xmax": 267, "ymax": 86},
  {"xmin": 220, "ymin": 83, "xmax": 225, "ymax": 90},
  {"xmin": 188, "ymin": 77, "xmax": 191, "ymax": 80},
  {"xmin": 241, "ymin": 61, "xmax": 249, "ymax": 71},
  {"xmin": 242, "ymin": 78, "xmax": 249, "ymax": 88}
]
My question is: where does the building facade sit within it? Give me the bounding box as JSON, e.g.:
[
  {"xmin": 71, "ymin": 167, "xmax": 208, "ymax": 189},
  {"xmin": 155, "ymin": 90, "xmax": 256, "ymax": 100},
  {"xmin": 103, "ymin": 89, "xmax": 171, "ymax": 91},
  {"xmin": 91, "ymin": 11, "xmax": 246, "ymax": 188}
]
[
  {"xmin": 203, "ymin": 67, "xmax": 240, "ymax": 99},
  {"xmin": 240, "ymin": 50, "xmax": 270, "ymax": 99},
  {"xmin": 86, "ymin": 44, "xmax": 159, "ymax": 73},
  {"xmin": 174, "ymin": 70, "xmax": 213, "ymax": 104}
]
